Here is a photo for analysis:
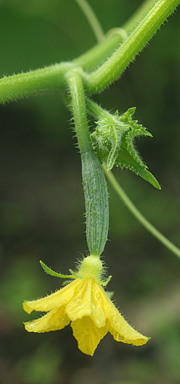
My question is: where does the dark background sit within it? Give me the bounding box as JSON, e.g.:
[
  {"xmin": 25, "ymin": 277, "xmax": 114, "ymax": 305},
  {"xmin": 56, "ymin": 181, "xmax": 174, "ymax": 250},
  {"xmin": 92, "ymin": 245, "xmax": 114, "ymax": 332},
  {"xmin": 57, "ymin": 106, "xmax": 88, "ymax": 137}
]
[{"xmin": 0, "ymin": 1, "xmax": 180, "ymax": 383}]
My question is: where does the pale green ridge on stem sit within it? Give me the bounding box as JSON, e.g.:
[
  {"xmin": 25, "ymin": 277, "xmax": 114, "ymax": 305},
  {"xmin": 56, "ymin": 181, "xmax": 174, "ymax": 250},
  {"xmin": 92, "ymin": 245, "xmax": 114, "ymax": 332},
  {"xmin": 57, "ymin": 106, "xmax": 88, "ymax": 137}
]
[
  {"xmin": 84, "ymin": 0, "xmax": 180, "ymax": 93},
  {"xmin": 0, "ymin": 62, "xmax": 75, "ymax": 103},
  {"xmin": 123, "ymin": 0, "xmax": 158, "ymax": 33},
  {"xmin": 104, "ymin": 167, "xmax": 180, "ymax": 259},
  {"xmin": 66, "ymin": 70, "xmax": 109, "ymax": 257},
  {"xmin": 75, "ymin": 0, "xmax": 105, "ymax": 43}
]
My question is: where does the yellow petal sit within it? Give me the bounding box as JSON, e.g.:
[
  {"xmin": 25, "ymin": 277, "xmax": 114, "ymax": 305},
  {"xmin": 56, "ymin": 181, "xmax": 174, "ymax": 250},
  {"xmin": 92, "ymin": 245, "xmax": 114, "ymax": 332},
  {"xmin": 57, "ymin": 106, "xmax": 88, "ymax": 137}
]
[
  {"xmin": 71, "ymin": 317, "xmax": 108, "ymax": 356},
  {"xmin": 91, "ymin": 279, "xmax": 107, "ymax": 328},
  {"xmin": 66, "ymin": 278, "xmax": 92, "ymax": 321},
  {"xmin": 24, "ymin": 306, "xmax": 69, "ymax": 333},
  {"xmin": 107, "ymin": 300, "xmax": 149, "ymax": 346},
  {"xmin": 66, "ymin": 278, "xmax": 106, "ymax": 328},
  {"xmin": 23, "ymin": 278, "xmax": 80, "ymax": 314}
]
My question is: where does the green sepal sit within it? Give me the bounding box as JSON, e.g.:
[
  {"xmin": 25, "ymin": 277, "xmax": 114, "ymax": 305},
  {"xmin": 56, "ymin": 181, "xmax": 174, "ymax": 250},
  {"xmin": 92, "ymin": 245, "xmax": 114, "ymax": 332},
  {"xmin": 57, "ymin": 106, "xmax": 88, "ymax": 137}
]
[
  {"xmin": 40, "ymin": 260, "xmax": 75, "ymax": 279},
  {"xmin": 40, "ymin": 260, "xmax": 113, "ymax": 287},
  {"xmin": 101, "ymin": 275, "xmax": 112, "ymax": 287},
  {"xmin": 91, "ymin": 108, "xmax": 161, "ymax": 189},
  {"xmin": 106, "ymin": 291, "xmax": 114, "ymax": 299}
]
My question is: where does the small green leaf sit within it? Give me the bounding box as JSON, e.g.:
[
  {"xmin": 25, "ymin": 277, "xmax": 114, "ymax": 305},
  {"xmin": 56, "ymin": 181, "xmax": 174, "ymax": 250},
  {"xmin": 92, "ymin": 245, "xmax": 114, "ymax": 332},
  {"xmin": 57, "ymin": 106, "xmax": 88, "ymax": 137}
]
[
  {"xmin": 40, "ymin": 260, "xmax": 75, "ymax": 279},
  {"xmin": 91, "ymin": 108, "xmax": 161, "ymax": 189}
]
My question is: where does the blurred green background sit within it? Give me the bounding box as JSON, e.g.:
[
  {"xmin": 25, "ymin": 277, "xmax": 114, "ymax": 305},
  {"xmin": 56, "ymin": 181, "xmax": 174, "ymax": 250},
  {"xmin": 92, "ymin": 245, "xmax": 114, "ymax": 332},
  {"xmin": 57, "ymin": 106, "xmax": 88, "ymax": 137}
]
[{"xmin": 0, "ymin": 1, "xmax": 180, "ymax": 383}]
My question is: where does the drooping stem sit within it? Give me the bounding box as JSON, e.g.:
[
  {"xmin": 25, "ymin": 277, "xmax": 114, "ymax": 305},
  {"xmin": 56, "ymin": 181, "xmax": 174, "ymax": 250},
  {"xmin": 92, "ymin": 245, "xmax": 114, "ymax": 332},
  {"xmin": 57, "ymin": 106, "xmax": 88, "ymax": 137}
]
[
  {"xmin": 66, "ymin": 70, "xmax": 91, "ymax": 154},
  {"xmin": 104, "ymin": 166, "xmax": 180, "ymax": 259},
  {"xmin": 84, "ymin": 0, "xmax": 180, "ymax": 93},
  {"xmin": 75, "ymin": 0, "xmax": 105, "ymax": 43},
  {"xmin": 66, "ymin": 69, "xmax": 109, "ymax": 257}
]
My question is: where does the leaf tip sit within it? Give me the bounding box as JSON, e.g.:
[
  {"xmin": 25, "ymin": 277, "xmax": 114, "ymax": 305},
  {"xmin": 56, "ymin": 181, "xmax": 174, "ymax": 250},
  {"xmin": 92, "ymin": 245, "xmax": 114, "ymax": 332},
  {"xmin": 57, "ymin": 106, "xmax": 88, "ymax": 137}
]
[{"xmin": 141, "ymin": 169, "xmax": 161, "ymax": 190}]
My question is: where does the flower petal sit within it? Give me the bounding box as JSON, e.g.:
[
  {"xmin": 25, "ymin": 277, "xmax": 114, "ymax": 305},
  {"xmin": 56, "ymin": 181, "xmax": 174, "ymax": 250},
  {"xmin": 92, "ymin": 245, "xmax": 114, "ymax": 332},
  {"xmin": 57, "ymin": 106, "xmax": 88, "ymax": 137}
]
[
  {"xmin": 24, "ymin": 306, "xmax": 70, "ymax": 333},
  {"xmin": 66, "ymin": 278, "xmax": 92, "ymax": 321},
  {"xmin": 66, "ymin": 278, "xmax": 106, "ymax": 328},
  {"xmin": 107, "ymin": 301, "xmax": 149, "ymax": 346},
  {"xmin": 23, "ymin": 279, "xmax": 80, "ymax": 314},
  {"xmin": 71, "ymin": 317, "xmax": 108, "ymax": 356},
  {"xmin": 91, "ymin": 279, "xmax": 106, "ymax": 328}
]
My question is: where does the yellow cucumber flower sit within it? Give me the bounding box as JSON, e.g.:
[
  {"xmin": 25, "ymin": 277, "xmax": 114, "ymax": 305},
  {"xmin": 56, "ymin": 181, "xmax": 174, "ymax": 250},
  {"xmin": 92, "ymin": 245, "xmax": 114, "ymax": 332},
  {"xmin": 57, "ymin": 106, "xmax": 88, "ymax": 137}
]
[{"xmin": 23, "ymin": 256, "xmax": 150, "ymax": 356}]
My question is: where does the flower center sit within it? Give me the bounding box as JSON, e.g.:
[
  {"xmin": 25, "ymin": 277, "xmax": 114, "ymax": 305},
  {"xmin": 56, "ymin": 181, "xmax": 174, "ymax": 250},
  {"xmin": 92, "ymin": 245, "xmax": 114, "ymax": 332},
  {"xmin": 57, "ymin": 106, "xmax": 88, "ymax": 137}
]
[{"xmin": 78, "ymin": 255, "xmax": 103, "ymax": 281}]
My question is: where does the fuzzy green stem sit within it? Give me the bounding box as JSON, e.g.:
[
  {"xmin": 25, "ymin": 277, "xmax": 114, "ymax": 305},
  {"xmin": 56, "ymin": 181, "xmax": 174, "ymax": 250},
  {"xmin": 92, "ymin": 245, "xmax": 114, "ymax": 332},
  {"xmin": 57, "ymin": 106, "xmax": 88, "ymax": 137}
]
[
  {"xmin": 86, "ymin": 97, "xmax": 110, "ymax": 119},
  {"xmin": 74, "ymin": 0, "xmax": 162, "ymax": 72},
  {"xmin": 75, "ymin": 0, "xmax": 105, "ymax": 43},
  {"xmin": 84, "ymin": 0, "xmax": 180, "ymax": 93},
  {"xmin": 66, "ymin": 69, "xmax": 91, "ymax": 153},
  {"xmin": 0, "ymin": 1, "xmax": 179, "ymax": 103},
  {"xmin": 74, "ymin": 33, "xmax": 124, "ymax": 72},
  {"xmin": 0, "ymin": 62, "xmax": 75, "ymax": 103},
  {"xmin": 104, "ymin": 167, "xmax": 180, "ymax": 259},
  {"xmin": 66, "ymin": 69, "xmax": 109, "ymax": 257},
  {"xmin": 123, "ymin": 0, "xmax": 158, "ymax": 33},
  {"xmin": 0, "ymin": 33, "xmax": 124, "ymax": 103}
]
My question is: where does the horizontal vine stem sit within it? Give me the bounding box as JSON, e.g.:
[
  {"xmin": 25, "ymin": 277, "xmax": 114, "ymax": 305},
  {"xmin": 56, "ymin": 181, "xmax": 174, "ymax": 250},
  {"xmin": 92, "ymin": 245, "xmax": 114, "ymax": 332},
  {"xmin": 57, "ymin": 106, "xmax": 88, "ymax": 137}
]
[
  {"xmin": 0, "ymin": 33, "xmax": 123, "ymax": 103},
  {"xmin": 83, "ymin": 0, "xmax": 180, "ymax": 93},
  {"xmin": 104, "ymin": 167, "xmax": 180, "ymax": 259},
  {"xmin": 0, "ymin": 62, "xmax": 75, "ymax": 103},
  {"xmin": 0, "ymin": 1, "xmax": 179, "ymax": 103}
]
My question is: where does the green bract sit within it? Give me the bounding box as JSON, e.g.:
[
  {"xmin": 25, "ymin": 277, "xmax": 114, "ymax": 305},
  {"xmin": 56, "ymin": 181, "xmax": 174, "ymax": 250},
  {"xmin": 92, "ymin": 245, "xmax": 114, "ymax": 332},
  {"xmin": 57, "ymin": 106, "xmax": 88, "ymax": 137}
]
[{"xmin": 91, "ymin": 108, "xmax": 161, "ymax": 190}]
